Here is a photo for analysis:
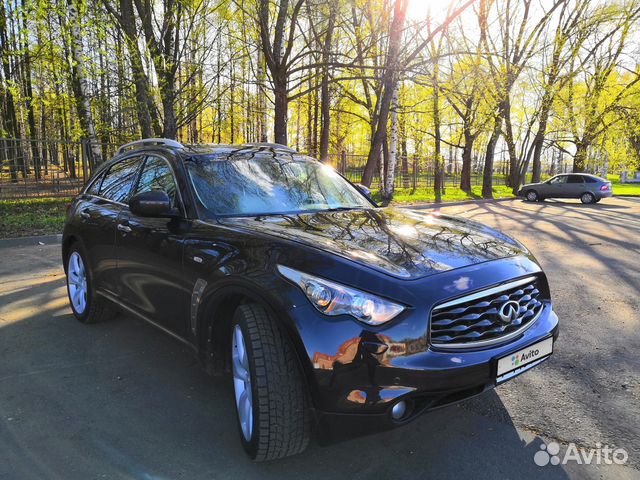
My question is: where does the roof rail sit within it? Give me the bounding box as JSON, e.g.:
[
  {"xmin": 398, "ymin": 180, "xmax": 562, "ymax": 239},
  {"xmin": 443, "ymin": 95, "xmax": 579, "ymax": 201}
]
[
  {"xmin": 244, "ymin": 142, "xmax": 297, "ymax": 153},
  {"xmin": 117, "ymin": 138, "xmax": 184, "ymax": 155}
]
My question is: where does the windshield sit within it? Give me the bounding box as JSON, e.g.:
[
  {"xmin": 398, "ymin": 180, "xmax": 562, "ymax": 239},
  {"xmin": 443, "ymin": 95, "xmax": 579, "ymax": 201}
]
[{"xmin": 186, "ymin": 153, "xmax": 373, "ymax": 217}]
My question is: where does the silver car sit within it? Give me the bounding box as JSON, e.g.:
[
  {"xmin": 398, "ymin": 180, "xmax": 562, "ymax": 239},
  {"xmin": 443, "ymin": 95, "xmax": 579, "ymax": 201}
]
[{"xmin": 518, "ymin": 173, "xmax": 613, "ymax": 204}]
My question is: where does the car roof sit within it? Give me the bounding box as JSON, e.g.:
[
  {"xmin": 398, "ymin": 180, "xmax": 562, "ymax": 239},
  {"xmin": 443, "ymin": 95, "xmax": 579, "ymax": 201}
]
[
  {"xmin": 177, "ymin": 143, "xmax": 300, "ymax": 158},
  {"xmin": 554, "ymin": 173, "xmax": 604, "ymax": 180}
]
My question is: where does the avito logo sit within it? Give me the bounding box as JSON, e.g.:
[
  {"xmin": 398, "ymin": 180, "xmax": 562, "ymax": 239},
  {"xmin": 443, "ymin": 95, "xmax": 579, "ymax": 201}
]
[{"xmin": 511, "ymin": 347, "xmax": 540, "ymax": 367}]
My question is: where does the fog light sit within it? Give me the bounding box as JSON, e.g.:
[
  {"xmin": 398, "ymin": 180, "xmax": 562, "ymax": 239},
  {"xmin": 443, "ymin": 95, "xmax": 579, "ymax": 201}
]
[{"xmin": 391, "ymin": 400, "xmax": 407, "ymax": 420}]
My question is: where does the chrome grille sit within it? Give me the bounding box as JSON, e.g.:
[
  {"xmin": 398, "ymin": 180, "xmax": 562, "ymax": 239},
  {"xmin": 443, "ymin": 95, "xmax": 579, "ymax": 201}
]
[{"xmin": 430, "ymin": 276, "xmax": 544, "ymax": 348}]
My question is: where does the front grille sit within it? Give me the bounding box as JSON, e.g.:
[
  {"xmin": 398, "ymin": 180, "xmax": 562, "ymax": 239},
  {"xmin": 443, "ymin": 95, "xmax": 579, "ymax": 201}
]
[{"xmin": 430, "ymin": 276, "xmax": 544, "ymax": 348}]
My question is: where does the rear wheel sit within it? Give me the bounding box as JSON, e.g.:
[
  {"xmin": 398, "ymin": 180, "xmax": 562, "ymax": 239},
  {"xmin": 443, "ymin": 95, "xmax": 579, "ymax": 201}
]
[
  {"xmin": 65, "ymin": 243, "xmax": 116, "ymax": 323},
  {"xmin": 580, "ymin": 192, "xmax": 596, "ymax": 204},
  {"xmin": 525, "ymin": 190, "xmax": 539, "ymax": 202},
  {"xmin": 230, "ymin": 303, "xmax": 311, "ymax": 461}
]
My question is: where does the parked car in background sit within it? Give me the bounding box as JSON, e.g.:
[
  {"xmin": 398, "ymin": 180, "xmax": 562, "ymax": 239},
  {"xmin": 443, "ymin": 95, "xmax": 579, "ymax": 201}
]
[
  {"xmin": 62, "ymin": 139, "xmax": 559, "ymax": 461},
  {"xmin": 518, "ymin": 173, "xmax": 612, "ymax": 204}
]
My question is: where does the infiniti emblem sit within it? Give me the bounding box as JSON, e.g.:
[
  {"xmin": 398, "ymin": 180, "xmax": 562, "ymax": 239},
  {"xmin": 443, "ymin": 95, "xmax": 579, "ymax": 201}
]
[{"xmin": 498, "ymin": 300, "xmax": 520, "ymax": 324}]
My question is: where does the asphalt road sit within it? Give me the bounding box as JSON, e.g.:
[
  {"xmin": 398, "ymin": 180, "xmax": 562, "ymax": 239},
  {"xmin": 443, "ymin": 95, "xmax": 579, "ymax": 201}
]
[{"xmin": 0, "ymin": 197, "xmax": 638, "ymax": 479}]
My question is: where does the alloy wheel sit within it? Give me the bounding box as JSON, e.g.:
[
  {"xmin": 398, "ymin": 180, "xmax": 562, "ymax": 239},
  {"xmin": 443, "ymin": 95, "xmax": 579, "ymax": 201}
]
[
  {"xmin": 581, "ymin": 193, "xmax": 594, "ymax": 204},
  {"xmin": 67, "ymin": 252, "xmax": 88, "ymax": 314},
  {"xmin": 232, "ymin": 324, "xmax": 253, "ymax": 441}
]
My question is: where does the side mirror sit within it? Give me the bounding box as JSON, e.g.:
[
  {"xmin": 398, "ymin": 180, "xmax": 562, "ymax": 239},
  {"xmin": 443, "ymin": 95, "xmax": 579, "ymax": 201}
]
[
  {"xmin": 129, "ymin": 190, "xmax": 173, "ymax": 217},
  {"xmin": 356, "ymin": 183, "xmax": 372, "ymax": 198}
]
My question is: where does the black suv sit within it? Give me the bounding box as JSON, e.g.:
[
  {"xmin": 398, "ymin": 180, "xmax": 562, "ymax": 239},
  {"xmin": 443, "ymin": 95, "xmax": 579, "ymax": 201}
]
[{"xmin": 62, "ymin": 139, "xmax": 559, "ymax": 461}]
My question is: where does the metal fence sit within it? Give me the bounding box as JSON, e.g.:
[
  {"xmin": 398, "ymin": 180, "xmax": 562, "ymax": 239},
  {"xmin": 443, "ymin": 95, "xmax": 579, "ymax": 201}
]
[
  {"xmin": 0, "ymin": 138, "xmax": 103, "ymax": 200},
  {"xmin": 325, "ymin": 152, "xmax": 512, "ymax": 190},
  {"xmin": 1, "ymin": 138, "xmax": 571, "ymax": 200}
]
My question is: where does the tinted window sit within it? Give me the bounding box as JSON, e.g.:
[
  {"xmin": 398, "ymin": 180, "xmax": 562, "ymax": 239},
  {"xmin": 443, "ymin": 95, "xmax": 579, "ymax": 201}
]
[
  {"xmin": 549, "ymin": 175, "xmax": 568, "ymax": 184},
  {"xmin": 567, "ymin": 176, "xmax": 584, "ymax": 184},
  {"xmin": 100, "ymin": 157, "xmax": 142, "ymax": 202},
  {"xmin": 86, "ymin": 172, "xmax": 104, "ymax": 195},
  {"xmin": 583, "ymin": 176, "xmax": 598, "ymax": 183},
  {"xmin": 135, "ymin": 156, "xmax": 178, "ymax": 209},
  {"xmin": 186, "ymin": 154, "xmax": 371, "ymax": 216}
]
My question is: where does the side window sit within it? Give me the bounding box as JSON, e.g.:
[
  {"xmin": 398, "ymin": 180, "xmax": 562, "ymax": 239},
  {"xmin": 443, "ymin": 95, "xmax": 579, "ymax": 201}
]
[
  {"xmin": 567, "ymin": 176, "xmax": 584, "ymax": 184},
  {"xmin": 583, "ymin": 176, "xmax": 597, "ymax": 183},
  {"xmin": 100, "ymin": 157, "xmax": 142, "ymax": 203},
  {"xmin": 85, "ymin": 171, "xmax": 104, "ymax": 195},
  {"xmin": 550, "ymin": 175, "xmax": 568, "ymax": 185},
  {"xmin": 134, "ymin": 156, "xmax": 178, "ymax": 209}
]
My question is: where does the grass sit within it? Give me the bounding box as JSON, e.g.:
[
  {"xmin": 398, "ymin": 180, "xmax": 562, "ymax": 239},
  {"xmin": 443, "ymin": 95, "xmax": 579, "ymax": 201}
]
[
  {"xmin": 0, "ymin": 197, "xmax": 70, "ymax": 238},
  {"xmin": 0, "ymin": 176, "xmax": 637, "ymax": 239},
  {"xmin": 372, "ymin": 185, "xmax": 515, "ymax": 204},
  {"xmin": 611, "ymin": 183, "xmax": 640, "ymax": 196}
]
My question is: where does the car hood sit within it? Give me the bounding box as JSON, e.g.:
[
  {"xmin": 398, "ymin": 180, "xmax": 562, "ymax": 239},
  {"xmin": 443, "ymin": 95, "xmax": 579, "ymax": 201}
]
[
  {"xmin": 218, "ymin": 207, "xmax": 526, "ymax": 279},
  {"xmin": 521, "ymin": 182, "xmax": 545, "ymax": 189}
]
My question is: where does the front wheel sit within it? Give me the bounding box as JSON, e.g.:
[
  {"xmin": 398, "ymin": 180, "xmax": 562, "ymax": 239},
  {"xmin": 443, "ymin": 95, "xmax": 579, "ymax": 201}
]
[
  {"xmin": 580, "ymin": 192, "xmax": 596, "ymax": 204},
  {"xmin": 230, "ymin": 303, "xmax": 311, "ymax": 461},
  {"xmin": 525, "ymin": 190, "xmax": 539, "ymax": 202}
]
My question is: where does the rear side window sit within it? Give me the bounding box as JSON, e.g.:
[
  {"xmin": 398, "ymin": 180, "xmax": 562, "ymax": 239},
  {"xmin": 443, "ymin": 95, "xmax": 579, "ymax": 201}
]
[
  {"xmin": 567, "ymin": 176, "xmax": 584, "ymax": 184},
  {"xmin": 134, "ymin": 156, "xmax": 179, "ymax": 209},
  {"xmin": 583, "ymin": 176, "xmax": 598, "ymax": 183},
  {"xmin": 100, "ymin": 157, "xmax": 142, "ymax": 203}
]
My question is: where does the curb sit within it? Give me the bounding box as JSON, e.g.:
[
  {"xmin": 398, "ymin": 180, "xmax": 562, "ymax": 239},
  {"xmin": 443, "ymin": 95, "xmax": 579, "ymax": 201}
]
[
  {"xmin": 399, "ymin": 197, "xmax": 516, "ymax": 210},
  {"xmin": 0, "ymin": 234, "xmax": 62, "ymax": 249}
]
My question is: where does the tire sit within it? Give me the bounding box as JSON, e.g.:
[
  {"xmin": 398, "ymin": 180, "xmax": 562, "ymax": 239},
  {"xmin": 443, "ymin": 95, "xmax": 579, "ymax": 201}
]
[
  {"xmin": 580, "ymin": 192, "xmax": 596, "ymax": 204},
  {"xmin": 65, "ymin": 242, "xmax": 116, "ymax": 324},
  {"xmin": 230, "ymin": 303, "xmax": 311, "ymax": 461},
  {"xmin": 525, "ymin": 190, "xmax": 539, "ymax": 202}
]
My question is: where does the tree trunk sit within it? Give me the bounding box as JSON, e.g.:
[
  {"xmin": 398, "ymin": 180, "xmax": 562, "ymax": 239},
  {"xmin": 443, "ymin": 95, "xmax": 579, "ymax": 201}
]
[
  {"xmin": 482, "ymin": 112, "xmax": 504, "ymax": 199},
  {"xmin": 460, "ymin": 128, "xmax": 474, "ymax": 192},
  {"xmin": 160, "ymin": 70, "xmax": 177, "ymax": 139},
  {"xmin": 273, "ymin": 77, "xmax": 288, "ymax": 145},
  {"xmin": 433, "ymin": 85, "xmax": 442, "ymax": 204},
  {"xmin": 503, "ymin": 97, "xmax": 519, "ymax": 188},
  {"xmin": 530, "ymin": 89, "xmax": 554, "ymax": 183},
  {"xmin": 20, "ymin": 8, "xmax": 41, "ymax": 180},
  {"xmin": 400, "ymin": 112, "xmax": 409, "ymax": 188},
  {"xmin": 257, "ymin": 49, "xmax": 268, "ymax": 142},
  {"xmin": 118, "ymin": 0, "xmax": 158, "ymax": 138},
  {"xmin": 361, "ymin": 0, "xmax": 408, "ymax": 187},
  {"xmin": 318, "ymin": 4, "xmax": 337, "ymax": 162},
  {"xmin": 0, "ymin": 0, "xmax": 20, "ymax": 182},
  {"xmin": 66, "ymin": 0, "xmax": 102, "ymax": 164},
  {"xmin": 382, "ymin": 84, "xmax": 399, "ymax": 201},
  {"xmin": 573, "ymin": 140, "xmax": 589, "ymax": 172}
]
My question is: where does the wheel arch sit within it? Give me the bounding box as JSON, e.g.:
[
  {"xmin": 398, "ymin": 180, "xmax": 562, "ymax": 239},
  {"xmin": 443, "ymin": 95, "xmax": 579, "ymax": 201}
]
[
  {"xmin": 195, "ymin": 281, "xmax": 318, "ymax": 400},
  {"xmin": 580, "ymin": 191, "xmax": 596, "ymax": 202},
  {"xmin": 62, "ymin": 234, "xmax": 81, "ymax": 273},
  {"xmin": 525, "ymin": 188, "xmax": 539, "ymax": 199}
]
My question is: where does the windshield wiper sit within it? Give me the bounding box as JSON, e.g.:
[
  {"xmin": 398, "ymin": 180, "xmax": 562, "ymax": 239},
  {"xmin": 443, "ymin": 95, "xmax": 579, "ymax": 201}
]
[{"xmin": 321, "ymin": 206, "xmax": 367, "ymax": 213}]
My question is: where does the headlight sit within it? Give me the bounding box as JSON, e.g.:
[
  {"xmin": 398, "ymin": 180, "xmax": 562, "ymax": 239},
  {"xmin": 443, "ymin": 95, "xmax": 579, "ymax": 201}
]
[{"xmin": 277, "ymin": 265, "xmax": 405, "ymax": 325}]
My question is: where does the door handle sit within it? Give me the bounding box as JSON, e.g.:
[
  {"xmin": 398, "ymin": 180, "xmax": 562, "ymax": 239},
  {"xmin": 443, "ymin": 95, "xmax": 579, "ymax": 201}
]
[
  {"xmin": 117, "ymin": 223, "xmax": 132, "ymax": 233},
  {"xmin": 79, "ymin": 210, "xmax": 90, "ymax": 219}
]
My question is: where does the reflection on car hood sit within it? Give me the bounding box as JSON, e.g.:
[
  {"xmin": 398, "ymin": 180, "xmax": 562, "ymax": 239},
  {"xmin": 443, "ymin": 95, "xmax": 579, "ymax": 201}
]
[{"xmin": 220, "ymin": 207, "xmax": 525, "ymax": 279}]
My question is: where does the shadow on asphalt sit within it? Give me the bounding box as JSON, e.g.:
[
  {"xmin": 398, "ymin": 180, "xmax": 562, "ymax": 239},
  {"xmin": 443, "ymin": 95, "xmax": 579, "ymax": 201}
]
[
  {"xmin": 0, "ymin": 274, "xmax": 569, "ymax": 480},
  {"xmin": 523, "ymin": 198, "xmax": 634, "ymax": 210}
]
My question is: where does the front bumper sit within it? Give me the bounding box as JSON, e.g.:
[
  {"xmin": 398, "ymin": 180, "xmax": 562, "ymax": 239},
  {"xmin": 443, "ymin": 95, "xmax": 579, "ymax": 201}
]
[
  {"xmin": 279, "ymin": 256, "xmax": 559, "ymax": 439},
  {"xmin": 312, "ymin": 305, "xmax": 559, "ymax": 441}
]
